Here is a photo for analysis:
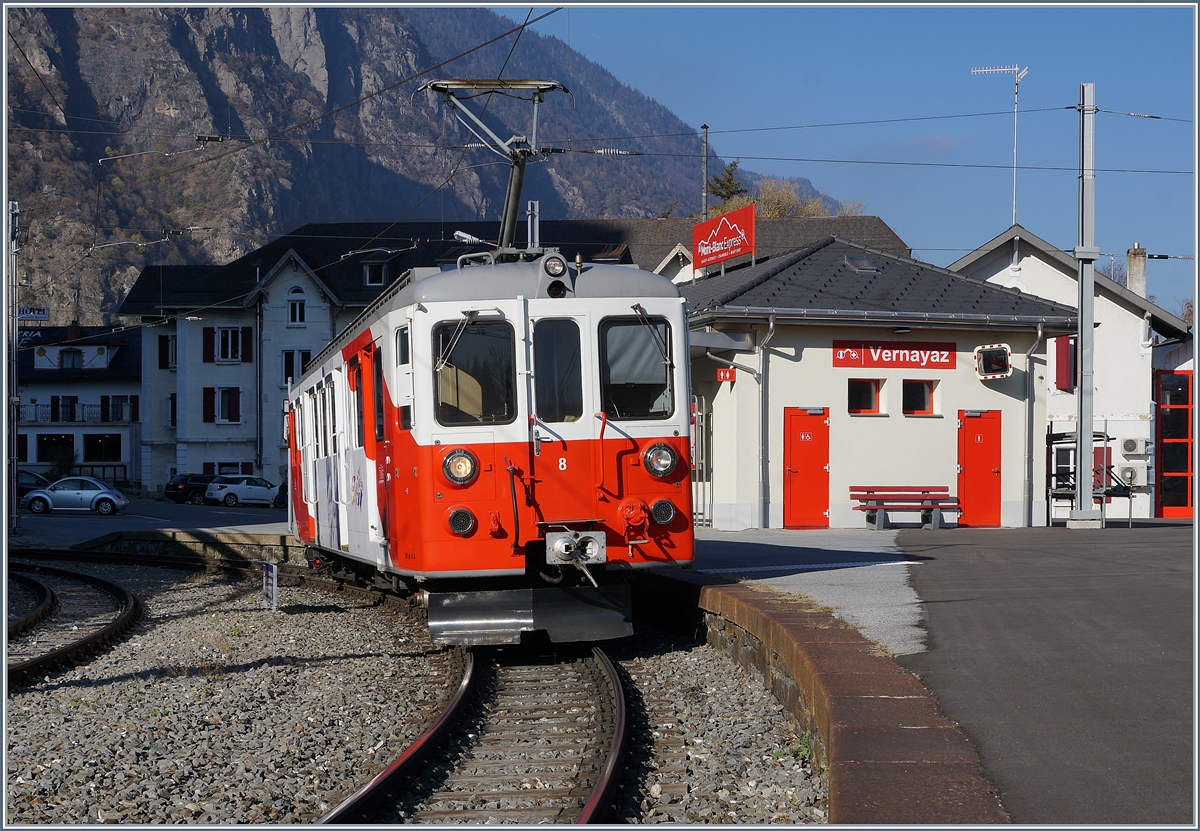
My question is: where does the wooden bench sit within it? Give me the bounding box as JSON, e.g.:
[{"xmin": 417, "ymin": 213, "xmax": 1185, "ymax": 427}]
[{"xmin": 850, "ymin": 486, "xmax": 961, "ymax": 530}]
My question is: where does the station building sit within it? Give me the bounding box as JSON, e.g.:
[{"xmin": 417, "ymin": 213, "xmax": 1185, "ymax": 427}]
[
  {"xmin": 949, "ymin": 225, "xmax": 1192, "ymax": 521},
  {"xmin": 683, "ymin": 236, "xmax": 1078, "ymax": 529}
]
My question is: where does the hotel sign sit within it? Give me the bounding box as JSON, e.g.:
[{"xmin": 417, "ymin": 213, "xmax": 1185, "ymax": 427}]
[
  {"xmin": 692, "ymin": 204, "xmax": 755, "ymax": 268},
  {"xmin": 18, "ymin": 306, "xmax": 49, "ymax": 321},
  {"xmin": 833, "ymin": 340, "xmax": 957, "ymax": 369}
]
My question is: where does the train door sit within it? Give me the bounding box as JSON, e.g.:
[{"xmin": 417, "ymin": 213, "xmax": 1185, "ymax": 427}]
[
  {"xmin": 328, "ymin": 370, "xmax": 348, "ymax": 550},
  {"xmin": 528, "ymin": 314, "xmax": 596, "ymax": 521},
  {"xmin": 783, "ymin": 407, "xmax": 830, "ymax": 528},
  {"xmin": 369, "ymin": 340, "xmax": 391, "ymax": 547},
  {"xmin": 958, "ymin": 409, "xmax": 1002, "ymax": 526}
]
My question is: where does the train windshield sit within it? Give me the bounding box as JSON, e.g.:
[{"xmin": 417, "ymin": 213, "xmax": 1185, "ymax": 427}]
[
  {"xmin": 599, "ymin": 317, "xmax": 674, "ymax": 420},
  {"xmin": 533, "ymin": 319, "xmax": 583, "ymax": 423},
  {"xmin": 433, "ymin": 319, "xmax": 517, "ymax": 425}
]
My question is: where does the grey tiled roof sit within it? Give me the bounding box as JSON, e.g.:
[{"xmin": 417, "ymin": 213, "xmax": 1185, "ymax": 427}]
[
  {"xmin": 683, "ymin": 237, "xmax": 1078, "ymax": 330},
  {"xmin": 120, "ymin": 218, "xmax": 908, "ymax": 317}
]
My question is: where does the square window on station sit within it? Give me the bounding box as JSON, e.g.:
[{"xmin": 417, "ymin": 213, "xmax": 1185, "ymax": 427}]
[
  {"xmin": 847, "ymin": 379, "xmax": 881, "ymax": 414},
  {"xmin": 902, "ymin": 380, "xmax": 935, "ymax": 415}
]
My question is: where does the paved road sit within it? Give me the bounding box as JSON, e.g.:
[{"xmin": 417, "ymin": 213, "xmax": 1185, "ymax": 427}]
[{"xmin": 895, "ymin": 522, "xmax": 1194, "ymax": 825}]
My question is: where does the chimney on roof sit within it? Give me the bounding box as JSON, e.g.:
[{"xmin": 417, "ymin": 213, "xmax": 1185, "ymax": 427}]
[
  {"xmin": 66, "ymin": 319, "xmax": 83, "ymax": 342},
  {"xmin": 1127, "ymin": 243, "xmax": 1146, "ymax": 298}
]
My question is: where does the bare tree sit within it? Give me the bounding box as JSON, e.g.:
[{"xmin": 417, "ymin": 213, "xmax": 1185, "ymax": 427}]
[{"xmin": 1096, "ymin": 257, "xmax": 1127, "ymax": 287}]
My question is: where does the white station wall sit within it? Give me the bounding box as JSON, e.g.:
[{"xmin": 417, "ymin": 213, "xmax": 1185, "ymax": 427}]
[{"xmin": 694, "ymin": 323, "xmax": 1047, "ymax": 530}]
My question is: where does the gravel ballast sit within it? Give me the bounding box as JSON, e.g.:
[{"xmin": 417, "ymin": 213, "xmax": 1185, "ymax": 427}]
[{"xmin": 7, "ymin": 563, "xmax": 826, "ymax": 824}]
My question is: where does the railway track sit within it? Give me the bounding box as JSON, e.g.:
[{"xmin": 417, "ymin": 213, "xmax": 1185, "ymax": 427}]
[
  {"xmin": 6, "ymin": 564, "xmax": 140, "ymax": 685},
  {"xmin": 323, "ymin": 647, "xmax": 626, "ymax": 824}
]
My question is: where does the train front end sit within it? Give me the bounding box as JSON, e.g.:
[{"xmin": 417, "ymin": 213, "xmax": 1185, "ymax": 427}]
[{"xmin": 412, "ymin": 254, "xmax": 693, "ymax": 644}]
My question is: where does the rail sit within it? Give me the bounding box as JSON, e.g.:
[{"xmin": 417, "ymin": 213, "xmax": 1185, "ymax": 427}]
[
  {"xmin": 6, "ymin": 563, "xmax": 140, "ymax": 685},
  {"xmin": 319, "ymin": 649, "xmax": 477, "ymax": 824}
]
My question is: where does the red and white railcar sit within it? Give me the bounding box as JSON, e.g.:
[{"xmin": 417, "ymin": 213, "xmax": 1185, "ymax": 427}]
[{"xmin": 286, "ymin": 248, "xmax": 693, "ymax": 644}]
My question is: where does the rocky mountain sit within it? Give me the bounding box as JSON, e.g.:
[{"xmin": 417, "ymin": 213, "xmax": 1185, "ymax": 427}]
[{"xmin": 6, "ymin": 6, "xmax": 832, "ymax": 325}]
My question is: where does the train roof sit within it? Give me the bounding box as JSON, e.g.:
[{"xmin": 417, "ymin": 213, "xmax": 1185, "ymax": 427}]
[{"xmin": 309, "ymin": 256, "xmax": 680, "ymax": 371}]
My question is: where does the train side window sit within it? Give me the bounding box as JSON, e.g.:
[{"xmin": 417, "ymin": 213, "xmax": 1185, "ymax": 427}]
[
  {"xmin": 533, "ymin": 319, "xmax": 583, "ymax": 422},
  {"xmin": 351, "ymin": 362, "xmax": 364, "ymax": 448},
  {"xmin": 396, "ymin": 327, "xmax": 410, "ymax": 366},
  {"xmin": 326, "ymin": 374, "xmax": 338, "ymax": 454},
  {"xmin": 433, "ymin": 320, "xmax": 516, "ymax": 426},
  {"xmin": 373, "ymin": 347, "xmax": 386, "ymax": 441},
  {"xmin": 318, "ymin": 387, "xmax": 328, "ymax": 457},
  {"xmin": 599, "ymin": 317, "xmax": 674, "ymax": 420}
]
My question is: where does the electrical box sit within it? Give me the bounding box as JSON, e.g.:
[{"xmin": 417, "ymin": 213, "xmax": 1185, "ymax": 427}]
[{"xmin": 973, "ymin": 343, "xmax": 1013, "ymax": 380}]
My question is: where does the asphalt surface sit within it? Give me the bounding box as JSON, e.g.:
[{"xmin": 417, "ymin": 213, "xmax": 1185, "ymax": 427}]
[
  {"xmin": 6, "ymin": 496, "xmax": 289, "ymax": 550},
  {"xmin": 895, "ymin": 521, "xmax": 1194, "ymax": 825}
]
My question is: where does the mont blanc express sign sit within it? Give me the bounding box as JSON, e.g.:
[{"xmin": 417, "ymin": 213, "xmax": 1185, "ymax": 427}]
[
  {"xmin": 692, "ymin": 204, "xmax": 756, "ymax": 268},
  {"xmin": 833, "ymin": 340, "xmax": 958, "ymax": 369}
]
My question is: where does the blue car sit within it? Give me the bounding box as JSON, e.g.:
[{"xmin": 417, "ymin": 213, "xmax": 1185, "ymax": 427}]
[{"xmin": 20, "ymin": 476, "xmax": 129, "ymax": 516}]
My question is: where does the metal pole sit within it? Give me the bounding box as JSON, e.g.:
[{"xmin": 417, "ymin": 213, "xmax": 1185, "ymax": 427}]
[
  {"xmin": 701, "ymin": 125, "xmax": 709, "ymax": 222},
  {"xmin": 1071, "ymin": 82, "xmax": 1102, "ymax": 527},
  {"xmin": 8, "ymin": 201, "xmax": 21, "ymax": 536}
]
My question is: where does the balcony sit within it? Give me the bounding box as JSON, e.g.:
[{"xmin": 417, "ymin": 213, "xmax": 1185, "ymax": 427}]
[{"xmin": 19, "ymin": 403, "xmax": 134, "ymax": 424}]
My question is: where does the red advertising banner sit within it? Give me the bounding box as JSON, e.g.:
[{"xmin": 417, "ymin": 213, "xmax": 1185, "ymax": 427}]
[
  {"xmin": 832, "ymin": 340, "xmax": 958, "ymax": 369},
  {"xmin": 692, "ymin": 203, "xmax": 756, "ymax": 268}
]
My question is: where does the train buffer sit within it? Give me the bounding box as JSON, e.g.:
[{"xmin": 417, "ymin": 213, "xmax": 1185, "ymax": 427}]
[{"xmin": 850, "ymin": 485, "xmax": 961, "ymax": 530}]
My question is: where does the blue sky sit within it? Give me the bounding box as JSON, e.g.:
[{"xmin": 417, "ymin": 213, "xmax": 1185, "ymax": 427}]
[{"xmin": 489, "ymin": 4, "xmax": 1196, "ymax": 317}]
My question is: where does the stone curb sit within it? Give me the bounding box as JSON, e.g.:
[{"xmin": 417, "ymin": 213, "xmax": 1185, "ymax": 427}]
[{"xmin": 634, "ymin": 568, "xmax": 1010, "ymax": 825}]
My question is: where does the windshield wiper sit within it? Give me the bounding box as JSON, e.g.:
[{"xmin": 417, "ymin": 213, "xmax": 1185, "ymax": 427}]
[
  {"xmin": 630, "ymin": 303, "xmax": 673, "ymax": 369},
  {"xmin": 434, "ymin": 310, "xmax": 478, "ymax": 372}
]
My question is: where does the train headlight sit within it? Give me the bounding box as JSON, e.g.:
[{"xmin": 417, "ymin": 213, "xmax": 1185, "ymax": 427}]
[
  {"xmin": 543, "ymin": 256, "xmax": 567, "ymax": 277},
  {"xmin": 442, "ymin": 449, "xmax": 478, "ymax": 486},
  {"xmin": 643, "ymin": 443, "xmax": 677, "ymax": 478}
]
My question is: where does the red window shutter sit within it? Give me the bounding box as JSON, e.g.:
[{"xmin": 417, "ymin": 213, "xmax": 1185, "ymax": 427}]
[
  {"xmin": 241, "ymin": 462, "xmax": 253, "ymax": 475},
  {"xmin": 1055, "ymin": 336, "xmax": 1077, "ymax": 391},
  {"xmin": 130, "ymin": 395, "xmax": 139, "ymax": 422},
  {"xmin": 203, "ymin": 462, "xmax": 215, "ymax": 475},
  {"xmin": 169, "ymin": 393, "xmax": 177, "ymax": 427},
  {"xmin": 202, "ymin": 327, "xmax": 215, "ymax": 363},
  {"xmin": 241, "ymin": 326, "xmax": 253, "ymax": 363},
  {"xmin": 203, "ymin": 387, "xmax": 216, "ymax": 422},
  {"xmin": 158, "ymin": 335, "xmax": 170, "ymax": 369},
  {"xmin": 228, "ymin": 388, "xmax": 240, "ymax": 423}
]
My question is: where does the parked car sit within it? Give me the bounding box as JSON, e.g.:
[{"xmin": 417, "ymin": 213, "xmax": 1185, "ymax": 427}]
[
  {"xmin": 205, "ymin": 475, "xmax": 280, "ymax": 507},
  {"xmin": 21, "ymin": 476, "xmax": 129, "ymax": 516},
  {"xmin": 17, "ymin": 469, "xmax": 51, "ymax": 499},
  {"xmin": 165, "ymin": 473, "xmax": 217, "ymax": 505}
]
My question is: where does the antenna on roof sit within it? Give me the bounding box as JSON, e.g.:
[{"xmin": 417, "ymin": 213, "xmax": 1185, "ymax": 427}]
[{"xmin": 971, "ymin": 64, "xmax": 1029, "ymax": 228}]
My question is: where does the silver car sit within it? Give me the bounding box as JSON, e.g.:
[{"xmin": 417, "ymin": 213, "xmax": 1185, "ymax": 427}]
[{"xmin": 20, "ymin": 476, "xmax": 130, "ymax": 516}]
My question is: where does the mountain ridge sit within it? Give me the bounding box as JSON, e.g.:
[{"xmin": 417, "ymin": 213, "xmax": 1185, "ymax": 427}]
[{"xmin": 7, "ymin": 6, "xmax": 838, "ymax": 325}]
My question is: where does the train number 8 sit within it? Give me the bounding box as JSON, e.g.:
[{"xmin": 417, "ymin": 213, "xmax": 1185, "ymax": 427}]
[{"xmin": 558, "ymin": 458, "xmax": 567, "ymax": 471}]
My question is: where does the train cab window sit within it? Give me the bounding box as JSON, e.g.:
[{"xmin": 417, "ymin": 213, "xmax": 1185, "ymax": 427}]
[
  {"xmin": 599, "ymin": 317, "xmax": 674, "ymax": 420},
  {"xmin": 534, "ymin": 319, "xmax": 583, "ymax": 422},
  {"xmin": 433, "ymin": 320, "xmax": 516, "ymax": 426},
  {"xmin": 396, "ymin": 327, "xmax": 410, "ymax": 365}
]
